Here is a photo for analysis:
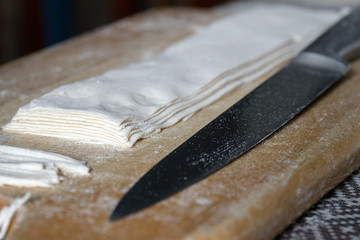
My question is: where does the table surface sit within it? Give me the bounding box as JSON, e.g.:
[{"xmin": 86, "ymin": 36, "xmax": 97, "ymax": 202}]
[{"xmin": 0, "ymin": 6, "xmax": 359, "ymax": 240}]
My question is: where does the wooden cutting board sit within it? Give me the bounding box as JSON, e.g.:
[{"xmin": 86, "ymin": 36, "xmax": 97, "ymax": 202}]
[{"xmin": 0, "ymin": 7, "xmax": 359, "ymax": 240}]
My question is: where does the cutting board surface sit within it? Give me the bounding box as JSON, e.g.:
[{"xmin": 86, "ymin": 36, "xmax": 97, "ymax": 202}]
[{"xmin": 0, "ymin": 7, "xmax": 360, "ymax": 240}]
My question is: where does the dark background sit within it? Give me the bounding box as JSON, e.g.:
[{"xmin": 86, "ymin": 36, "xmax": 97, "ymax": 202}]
[{"xmin": 0, "ymin": 0, "xmax": 230, "ymax": 65}]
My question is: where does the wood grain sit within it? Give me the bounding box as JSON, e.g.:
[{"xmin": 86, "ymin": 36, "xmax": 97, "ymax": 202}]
[{"xmin": 0, "ymin": 7, "xmax": 359, "ymax": 240}]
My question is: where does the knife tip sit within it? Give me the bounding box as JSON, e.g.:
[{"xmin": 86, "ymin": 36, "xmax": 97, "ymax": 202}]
[
  {"xmin": 109, "ymin": 206, "xmax": 129, "ymax": 222},
  {"xmin": 109, "ymin": 200, "xmax": 140, "ymax": 222},
  {"xmin": 109, "ymin": 212, "xmax": 121, "ymax": 222}
]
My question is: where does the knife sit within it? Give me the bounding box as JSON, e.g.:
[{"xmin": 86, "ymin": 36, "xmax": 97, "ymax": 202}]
[{"xmin": 110, "ymin": 7, "xmax": 360, "ymax": 221}]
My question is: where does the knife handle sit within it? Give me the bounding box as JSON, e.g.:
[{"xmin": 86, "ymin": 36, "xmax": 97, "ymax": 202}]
[{"xmin": 305, "ymin": 7, "xmax": 360, "ymax": 62}]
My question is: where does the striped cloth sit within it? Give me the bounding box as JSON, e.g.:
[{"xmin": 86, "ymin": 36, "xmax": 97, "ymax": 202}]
[{"xmin": 278, "ymin": 169, "xmax": 360, "ymax": 240}]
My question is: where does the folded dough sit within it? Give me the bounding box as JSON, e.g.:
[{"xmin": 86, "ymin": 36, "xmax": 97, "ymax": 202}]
[
  {"xmin": 0, "ymin": 145, "xmax": 89, "ymax": 188},
  {"xmin": 4, "ymin": 4, "xmax": 343, "ymax": 147}
]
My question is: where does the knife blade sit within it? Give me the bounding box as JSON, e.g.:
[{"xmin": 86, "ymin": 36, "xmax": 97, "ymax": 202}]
[{"xmin": 110, "ymin": 7, "xmax": 360, "ymax": 221}]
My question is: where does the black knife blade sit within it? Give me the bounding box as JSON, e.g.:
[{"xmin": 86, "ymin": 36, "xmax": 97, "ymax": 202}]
[{"xmin": 110, "ymin": 7, "xmax": 360, "ymax": 221}]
